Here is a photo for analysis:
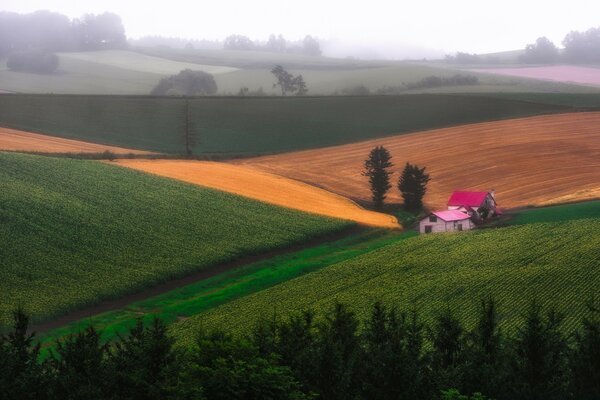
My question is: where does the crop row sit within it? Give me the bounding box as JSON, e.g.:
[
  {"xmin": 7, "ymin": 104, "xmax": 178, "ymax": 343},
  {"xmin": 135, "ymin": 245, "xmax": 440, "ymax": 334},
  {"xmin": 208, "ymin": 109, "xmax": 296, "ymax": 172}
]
[
  {"xmin": 172, "ymin": 217, "xmax": 600, "ymax": 346},
  {"xmin": 0, "ymin": 152, "xmax": 350, "ymax": 326}
]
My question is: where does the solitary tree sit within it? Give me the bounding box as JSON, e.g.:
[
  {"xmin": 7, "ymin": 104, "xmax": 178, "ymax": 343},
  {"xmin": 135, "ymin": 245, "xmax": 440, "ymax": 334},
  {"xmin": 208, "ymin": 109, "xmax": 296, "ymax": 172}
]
[
  {"xmin": 398, "ymin": 162, "xmax": 430, "ymax": 210},
  {"xmin": 271, "ymin": 65, "xmax": 308, "ymax": 96},
  {"xmin": 363, "ymin": 146, "xmax": 393, "ymax": 209}
]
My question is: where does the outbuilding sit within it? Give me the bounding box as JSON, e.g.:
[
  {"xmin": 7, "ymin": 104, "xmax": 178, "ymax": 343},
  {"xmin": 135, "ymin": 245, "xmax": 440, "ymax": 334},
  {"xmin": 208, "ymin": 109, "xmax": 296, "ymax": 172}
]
[{"xmin": 419, "ymin": 210, "xmax": 474, "ymax": 234}]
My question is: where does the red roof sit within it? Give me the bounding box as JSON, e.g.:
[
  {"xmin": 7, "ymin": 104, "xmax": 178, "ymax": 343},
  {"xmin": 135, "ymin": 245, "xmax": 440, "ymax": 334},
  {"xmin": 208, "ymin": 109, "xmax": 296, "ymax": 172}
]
[
  {"xmin": 432, "ymin": 210, "xmax": 472, "ymax": 222},
  {"xmin": 447, "ymin": 191, "xmax": 490, "ymax": 207}
]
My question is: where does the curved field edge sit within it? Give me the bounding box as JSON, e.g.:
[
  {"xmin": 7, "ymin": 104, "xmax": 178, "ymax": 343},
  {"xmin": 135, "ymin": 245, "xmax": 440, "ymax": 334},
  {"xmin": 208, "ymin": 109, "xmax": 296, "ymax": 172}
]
[
  {"xmin": 0, "ymin": 152, "xmax": 351, "ymax": 326},
  {"xmin": 0, "ymin": 126, "xmax": 155, "ymax": 154},
  {"xmin": 171, "ymin": 214, "xmax": 600, "ymax": 346},
  {"xmin": 0, "ymin": 94, "xmax": 573, "ymax": 155},
  {"xmin": 113, "ymin": 160, "xmax": 399, "ymax": 228},
  {"xmin": 236, "ymin": 112, "xmax": 600, "ymax": 209}
]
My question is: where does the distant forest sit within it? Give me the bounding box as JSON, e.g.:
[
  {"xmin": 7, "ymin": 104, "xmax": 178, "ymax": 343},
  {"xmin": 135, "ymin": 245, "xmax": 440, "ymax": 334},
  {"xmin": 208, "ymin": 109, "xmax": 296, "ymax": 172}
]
[{"xmin": 447, "ymin": 28, "xmax": 600, "ymax": 64}]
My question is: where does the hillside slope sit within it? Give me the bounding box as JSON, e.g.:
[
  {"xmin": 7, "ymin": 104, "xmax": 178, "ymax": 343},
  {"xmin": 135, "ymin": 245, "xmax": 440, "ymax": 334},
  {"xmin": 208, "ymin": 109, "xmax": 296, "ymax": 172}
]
[
  {"xmin": 0, "ymin": 152, "xmax": 349, "ymax": 325},
  {"xmin": 237, "ymin": 112, "xmax": 600, "ymax": 208},
  {"xmin": 173, "ymin": 214, "xmax": 600, "ymax": 344},
  {"xmin": 0, "ymin": 94, "xmax": 570, "ymax": 155}
]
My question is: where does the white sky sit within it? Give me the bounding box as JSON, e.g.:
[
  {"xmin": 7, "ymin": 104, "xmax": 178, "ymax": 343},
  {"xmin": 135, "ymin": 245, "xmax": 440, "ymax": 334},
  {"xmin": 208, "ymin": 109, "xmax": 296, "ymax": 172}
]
[{"xmin": 2, "ymin": 0, "xmax": 600, "ymax": 58}]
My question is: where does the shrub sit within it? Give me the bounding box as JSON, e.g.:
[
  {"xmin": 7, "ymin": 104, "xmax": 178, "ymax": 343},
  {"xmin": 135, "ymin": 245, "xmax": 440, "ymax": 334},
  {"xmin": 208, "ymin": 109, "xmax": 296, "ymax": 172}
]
[{"xmin": 151, "ymin": 69, "xmax": 217, "ymax": 96}]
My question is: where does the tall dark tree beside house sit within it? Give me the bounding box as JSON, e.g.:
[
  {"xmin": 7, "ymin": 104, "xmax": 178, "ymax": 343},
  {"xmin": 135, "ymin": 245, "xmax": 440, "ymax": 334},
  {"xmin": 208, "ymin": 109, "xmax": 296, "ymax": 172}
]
[
  {"xmin": 363, "ymin": 146, "xmax": 393, "ymax": 209},
  {"xmin": 398, "ymin": 162, "xmax": 430, "ymax": 210}
]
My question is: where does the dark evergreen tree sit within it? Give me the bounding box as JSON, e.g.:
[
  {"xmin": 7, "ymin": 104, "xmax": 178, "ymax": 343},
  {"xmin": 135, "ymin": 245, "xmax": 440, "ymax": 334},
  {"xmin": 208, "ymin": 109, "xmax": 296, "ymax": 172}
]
[
  {"xmin": 0, "ymin": 309, "xmax": 47, "ymax": 400},
  {"xmin": 398, "ymin": 162, "xmax": 430, "ymax": 210},
  {"xmin": 185, "ymin": 330, "xmax": 307, "ymax": 400},
  {"xmin": 430, "ymin": 308, "xmax": 466, "ymax": 393},
  {"xmin": 363, "ymin": 146, "xmax": 393, "ymax": 209},
  {"xmin": 507, "ymin": 301, "xmax": 568, "ymax": 400},
  {"xmin": 108, "ymin": 318, "xmax": 183, "ymax": 399},
  {"xmin": 361, "ymin": 302, "xmax": 427, "ymax": 399},
  {"xmin": 463, "ymin": 298, "xmax": 505, "ymax": 397},
  {"xmin": 569, "ymin": 299, "xmax": 600, "ymax": 399},
  {"xmin": 316, "ymin": 303, "xmax": 361, "ymax": 400},
  {"xmin": 49, "ymin": 326, "xmax": 109, "ymax": 400}
]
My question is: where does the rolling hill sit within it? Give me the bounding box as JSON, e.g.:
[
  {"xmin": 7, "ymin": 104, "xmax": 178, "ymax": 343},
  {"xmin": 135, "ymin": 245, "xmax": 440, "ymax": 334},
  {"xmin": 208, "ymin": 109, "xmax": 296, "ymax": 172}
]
[
  {"xmin": 236, "ymin": 112, "xmax": 600, "ymax": 208},
  {"xmin": 172, "ymin": 209, "xmax": 600, "ymax": 345},
  {"xmin": 0, "ymin": 94, "xmax": 572, "ymax": 155},
  {"xmin": 0, "ymin": 152, "xmax": 350, "ymax": 325}
]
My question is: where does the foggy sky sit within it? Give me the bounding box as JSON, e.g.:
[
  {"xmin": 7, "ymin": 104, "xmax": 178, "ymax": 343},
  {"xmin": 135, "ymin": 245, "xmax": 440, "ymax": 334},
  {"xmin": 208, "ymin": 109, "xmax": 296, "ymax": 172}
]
[{"xmin": 2, "ymin": 0, "xmax": 600, "ymax": 59}]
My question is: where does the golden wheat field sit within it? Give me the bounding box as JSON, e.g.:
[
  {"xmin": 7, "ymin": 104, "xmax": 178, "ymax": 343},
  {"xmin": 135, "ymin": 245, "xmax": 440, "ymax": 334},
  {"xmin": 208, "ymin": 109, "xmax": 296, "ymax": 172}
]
[
  {"xmin": 234, "ymin": 112, "xmax": 600, "ymax": 209},
  {"xmin": 0, "ymin": 127, "xmax": 154, "ymax": 154},
  {"xmin": 113, "ymin": 159, "xmax": 399, "ymax": 228}
]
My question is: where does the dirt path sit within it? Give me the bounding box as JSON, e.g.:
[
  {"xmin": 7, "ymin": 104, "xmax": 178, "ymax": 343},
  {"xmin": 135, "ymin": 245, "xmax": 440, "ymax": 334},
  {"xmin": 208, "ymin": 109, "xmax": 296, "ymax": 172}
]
[
  {"xmin": 113, "ymin": 159, "xmax": 399, "ymax": 228},
  {"xmin": 32, "ymin": 226, "xmax": 365, "ymax": 333},
  {"xmin": 233, "ymin": 112, "xmax": 600, "ymax": 209},
  {"xmin": 0, "ymin": 126, "xmax": 155, "ymax": 154}
]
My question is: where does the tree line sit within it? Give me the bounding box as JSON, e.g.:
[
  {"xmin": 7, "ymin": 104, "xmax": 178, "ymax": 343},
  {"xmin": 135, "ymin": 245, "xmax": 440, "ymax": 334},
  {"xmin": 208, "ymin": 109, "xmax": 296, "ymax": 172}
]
[
  {"xmin": 446, "ymin": 26, "xmax": 600, "ymax": 64},
  {"xmin": 2, "ymin": 298, "xmax": 600, "ymax": 399},
  {"xmin": 223, "ymin": 34, "xmax": 321, "ymax": 56}
]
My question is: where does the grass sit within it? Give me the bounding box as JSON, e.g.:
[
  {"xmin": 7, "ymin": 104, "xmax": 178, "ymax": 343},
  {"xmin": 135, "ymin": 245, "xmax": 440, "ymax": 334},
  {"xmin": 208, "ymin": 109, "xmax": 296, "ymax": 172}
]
[
  {"xmin": 171, "ymin": 215, "xmax": 600, "ymax": 346},
  {"xmin": 510, "ymin": 200, "xmax": 600, "ymax": 225},
  {"xmin": 36, "ymin": 229, "xmax": 416, "ymax": 350},
  {"xmin": 0, "ymin": 152, "xmax": 350, "ymax": 326},
  {"xmin": 0, "ymin": 94, "xmax": 572, "ymax": 155}
]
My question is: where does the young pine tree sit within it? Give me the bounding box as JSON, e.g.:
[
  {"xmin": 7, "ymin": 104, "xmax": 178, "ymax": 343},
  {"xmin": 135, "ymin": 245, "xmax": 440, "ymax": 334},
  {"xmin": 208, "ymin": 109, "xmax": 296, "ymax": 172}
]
[
  {"xmin": 398, "ymin": 162, "xmax": 430, "ymax": 210},
  {"xmin": 569, "ymin": 299, "xmax": 600, "ymax": 399},
  {"xmin": 507, "ymin": 301, "xmax": 568, "ymax": 400},
  {"xmin": 362, "ymin": 146, "xmax": 393, "ymax": 209}
]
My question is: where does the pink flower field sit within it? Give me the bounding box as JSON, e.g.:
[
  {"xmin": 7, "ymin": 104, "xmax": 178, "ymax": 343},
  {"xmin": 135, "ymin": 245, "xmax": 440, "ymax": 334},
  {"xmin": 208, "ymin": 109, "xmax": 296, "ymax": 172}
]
[{"xmin": 470, "ymin": 65, "xmax": 600, "ymax": 86}]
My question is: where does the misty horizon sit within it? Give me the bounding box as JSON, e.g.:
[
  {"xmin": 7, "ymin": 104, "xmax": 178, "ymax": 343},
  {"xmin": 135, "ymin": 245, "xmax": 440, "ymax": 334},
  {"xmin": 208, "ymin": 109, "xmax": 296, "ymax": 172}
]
[{"xmin": 2, "ymin": 0, "xmax": 600, "ymax": 60}]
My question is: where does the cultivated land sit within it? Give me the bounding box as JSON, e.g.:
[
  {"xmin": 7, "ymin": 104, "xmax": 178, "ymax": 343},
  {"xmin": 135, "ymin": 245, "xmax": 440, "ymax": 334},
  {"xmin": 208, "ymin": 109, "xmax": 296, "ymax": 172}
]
[
  {"xmin": 114, "ymin": 160, "xmax": 398, "ymax": 228},
  {"xmin": 0, "ymin": 94, "xmax": 572, "ymax": 155},
  {"xmin": 172, "ymin": 213, "xmax": 600, "ymax": 344},
  {"xmin": 471, "ymin": 65, "xmax": 600, "ymax": 87},
  {"xmin": 0, "ymin": 126, "xmax": 154, "ymax": 154},
  {"xmin": 0, "ymin": 152, "xmax": 350, "ymax": 325},
  {"xmin": 3, "ymin": 48, "xmax": 597, "ymax": 95},
  {"xmin": 38, "ymin": 229, "xmax": 416, "ymax": 347},
  {"xmin": 236, "ymin": 112, "xmax": 600, "ymax": 208}
]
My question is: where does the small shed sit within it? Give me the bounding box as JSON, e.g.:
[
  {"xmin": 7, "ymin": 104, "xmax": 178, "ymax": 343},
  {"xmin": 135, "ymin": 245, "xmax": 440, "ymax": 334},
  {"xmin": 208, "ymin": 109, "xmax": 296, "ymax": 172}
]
[{"xmin": 419, "ymin": 210, "xmax": 474, "ymax": 234}]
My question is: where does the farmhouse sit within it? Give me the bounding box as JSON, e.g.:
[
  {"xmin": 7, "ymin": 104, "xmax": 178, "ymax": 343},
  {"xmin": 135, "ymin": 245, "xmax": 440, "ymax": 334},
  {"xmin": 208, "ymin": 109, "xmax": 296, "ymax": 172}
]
[
  {"xmin": 447, "ymin": 190, "xmax": 498, "ymax": 219},
  {"xmin": 420, "ymin": 190, "xmax": 500, "ymax": 234},
  {"xmin": 419, "ymin": 210, "xmax": 474, "ymax": 234}
]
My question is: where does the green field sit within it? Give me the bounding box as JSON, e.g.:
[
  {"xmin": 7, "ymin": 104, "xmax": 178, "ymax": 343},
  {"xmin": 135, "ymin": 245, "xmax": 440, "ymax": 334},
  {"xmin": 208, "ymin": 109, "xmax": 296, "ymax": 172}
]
[
  {"xmin": 2, "ymin": 48, "xmax": 598, "ymax": 95},
  {"xmin": 0, "ymin": 94, "xmax": 573, "ymax": 155},
  {"xmin": 37, "ymin": 229, "xmax": 416, "ymax": 349},
  {"xmin": 510, "ymin": 200, "xmax": 600, "ymax": 225},
  {"xmin": 172, "ymin": 215, "xmax": 600, "ymax": 345},
  {"xmin": 0, "ymin": 152, "xmax": 350, "ymax": 325}
]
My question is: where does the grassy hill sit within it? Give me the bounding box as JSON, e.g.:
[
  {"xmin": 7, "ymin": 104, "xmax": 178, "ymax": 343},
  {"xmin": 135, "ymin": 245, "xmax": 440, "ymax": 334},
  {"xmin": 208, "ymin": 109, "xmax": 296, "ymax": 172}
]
[
  {"xmin": 0, "ymin": 152, "xmax": 350, "ymax": 325},
  {"xmin": 1, "ymin": 48, "xmax": 598, "ymax": 95},
  {"xmin": 172, "ymin": 209, "xmax": 600, "ymax": 345},
  {"xmin": 0, "ymin": 94, "xmax": 572, "ymax": 155}
]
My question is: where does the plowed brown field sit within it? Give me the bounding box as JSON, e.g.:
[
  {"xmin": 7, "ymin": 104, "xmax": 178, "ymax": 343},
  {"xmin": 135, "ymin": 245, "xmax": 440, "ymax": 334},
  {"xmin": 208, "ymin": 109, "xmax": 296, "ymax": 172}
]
[
  {"xmin": 234, "ymin": 113, "xmax": 600, "ymax": 209},
  {"xmin": 0, "ymin": 127, "xmax": 154, "ymax": 154},
  {"xmin": 113, "ymin": 160, "xmax": 399, "ymax": 228}
]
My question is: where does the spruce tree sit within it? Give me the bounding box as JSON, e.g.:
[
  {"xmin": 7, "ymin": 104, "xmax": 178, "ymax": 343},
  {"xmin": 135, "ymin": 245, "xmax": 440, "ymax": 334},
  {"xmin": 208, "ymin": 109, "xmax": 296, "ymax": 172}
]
[
  {"xmin": 569, "ymin": 299, "xmax": 600, "ymax": 399},
  {"xmin": 398, "ymin": 162, "xmax": 431, "ymax": 210},
  {"xmin": 363, "ymin": 146, "xmax": 393, "ymax": 209}
]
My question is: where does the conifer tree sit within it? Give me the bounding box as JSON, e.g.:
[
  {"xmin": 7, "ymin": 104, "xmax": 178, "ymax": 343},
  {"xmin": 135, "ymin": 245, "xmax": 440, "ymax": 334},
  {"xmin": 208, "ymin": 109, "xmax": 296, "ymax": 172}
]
[
  {"xmin": 398, "ymin": 162, "xmax": 431, "ymax": 210},
  {"xmin": 363, "ymin": 146, "xmax": 393, "ymax": 209}
]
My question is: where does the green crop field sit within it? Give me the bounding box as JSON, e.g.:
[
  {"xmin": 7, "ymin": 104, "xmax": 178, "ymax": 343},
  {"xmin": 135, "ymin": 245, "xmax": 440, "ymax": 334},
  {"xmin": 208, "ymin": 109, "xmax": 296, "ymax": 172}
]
[
  {"xmin": 37, "ymin": 229, "xmax": 416, "ymax": 349},
  {"xmin": 510, "ymin": 200, "xmax": 600, "ymax": 225},
  {"xmin": 0, "ymin": 152, "xmax": 350, "ymax": 326},
  {"xmin": 172, "ymin": 216, "xmax": 600, "ymax": 346},
  {"xmin": 0, "ymin": 94, "xmax": 572, "ymax": 155}
]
